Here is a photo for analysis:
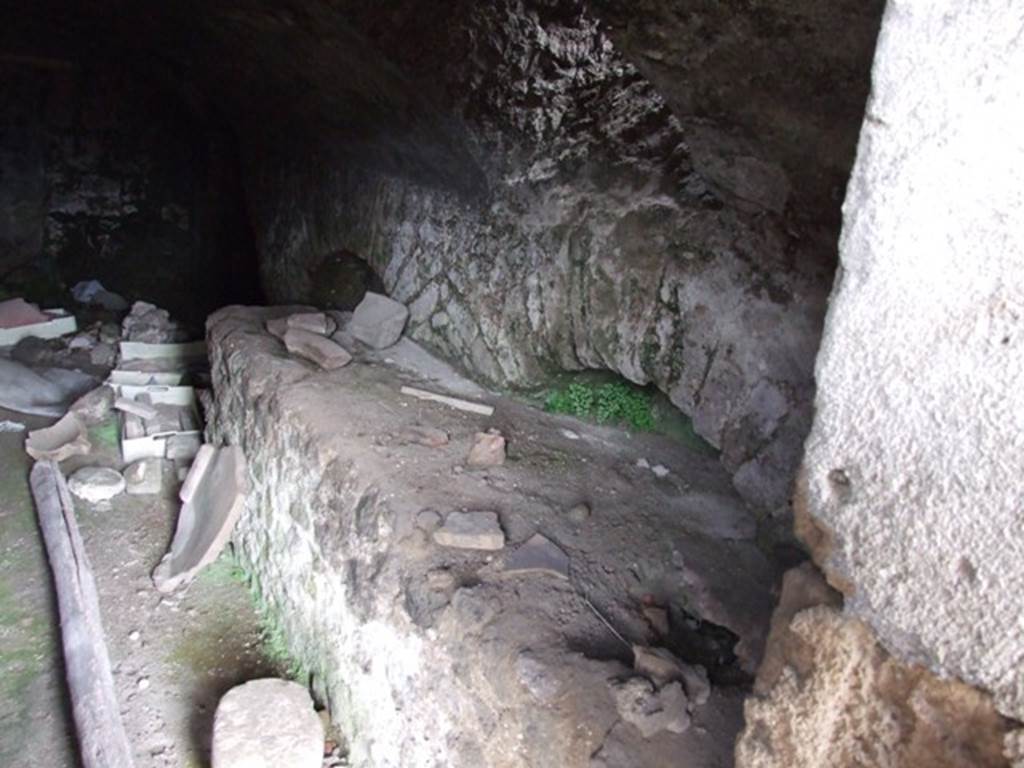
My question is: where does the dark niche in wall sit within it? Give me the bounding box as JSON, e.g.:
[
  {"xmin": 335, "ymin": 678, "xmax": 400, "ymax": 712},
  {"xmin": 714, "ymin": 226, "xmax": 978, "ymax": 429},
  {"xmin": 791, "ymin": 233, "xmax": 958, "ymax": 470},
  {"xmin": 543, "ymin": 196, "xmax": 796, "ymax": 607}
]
[
  {"xmin": 307, "ymin": 249, "xmax": 384, "ymax": 311},
  {"xmin": 0, "ymin": 56, "xmax": 262, "ymax": 330}
]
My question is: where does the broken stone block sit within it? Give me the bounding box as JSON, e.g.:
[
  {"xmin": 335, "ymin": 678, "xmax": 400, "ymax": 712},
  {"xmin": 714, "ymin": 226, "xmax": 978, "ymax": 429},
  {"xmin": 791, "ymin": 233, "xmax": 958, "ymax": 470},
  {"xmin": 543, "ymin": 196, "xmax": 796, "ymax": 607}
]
[
  {"xmin": 68, "ymin": 466, "xmax": 126, "ymax": 503},
  {"xmin": 283, "ymin": 328, "xmax": 353, "ymax": 370},
  {"xmin": 124, "ymin": 458, "xmax": 164, "ymax": 495},
  {"xmin": 502, "ymin": 533, "xmax": 569, "ymax": 579},
  {"xmin": 286, "ymin": 312, "xmax": 336, "ymax": 336},
  {"xmin": 612, "ymin": 677, "xmax": 691, "ymax": 737},
  {"xmin": 466, "ymin": 430, "xmax": 506, "ymax": 467},
  {"xmin": 348, "ymin": 291, "xmax": 409, "ymax": 349},
  {"xmin": 212, "ymin": 678, "xmax": 323, "ymax": 768},
  {"xmin": 0, "ymin": 297, "xmax": 51, "ymax": 328},
  {"xmin": 152, "ymin": 445, "xmax": 248, "ymax": 593},
  {"xmin": 433, "ymin": 511, "xmax": 505, "ymax": 551},
  {"xmin": 24, "ymin": 413, "xmax": 91, "ymax": 461}
]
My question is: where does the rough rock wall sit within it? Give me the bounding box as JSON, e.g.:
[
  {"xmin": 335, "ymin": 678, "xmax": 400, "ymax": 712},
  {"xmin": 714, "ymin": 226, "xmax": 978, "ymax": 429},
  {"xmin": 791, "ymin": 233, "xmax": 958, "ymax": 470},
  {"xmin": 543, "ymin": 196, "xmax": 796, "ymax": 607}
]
[
  {"xmin": 735, "ymin": 565, "xmax": 1021, "ymax": 767},
  {"xmin": 245, "ymin": 0, "xmax": 832, "ymax": 517},
  {"xmin": 797, "ymin": 0, "xmax": 1024, "ymax": 725},
  {"xmin": 0, "ymin": 59, "xmax": 258, "ymax": 326}
]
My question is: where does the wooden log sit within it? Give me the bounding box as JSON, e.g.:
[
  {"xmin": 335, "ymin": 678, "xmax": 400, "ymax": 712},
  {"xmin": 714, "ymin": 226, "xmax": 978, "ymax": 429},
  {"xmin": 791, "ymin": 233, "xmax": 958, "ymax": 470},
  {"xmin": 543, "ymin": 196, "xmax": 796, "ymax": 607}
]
[{"xmin": 29, "ymin": 460, "xmax": 135, "ymax": 768}]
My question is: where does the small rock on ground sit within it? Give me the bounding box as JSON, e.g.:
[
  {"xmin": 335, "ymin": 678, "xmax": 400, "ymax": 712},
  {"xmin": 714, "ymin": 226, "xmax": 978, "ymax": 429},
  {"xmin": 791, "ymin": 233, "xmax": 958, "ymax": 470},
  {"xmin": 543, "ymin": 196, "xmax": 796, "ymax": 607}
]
[
  {"xmin": 68, "ymin": 466, "xmax": 126, "ymax": 503},
  {"xmin": 283, "ymin": 329, "xmax": 353, "ymax": 370},
  {"xmin": 467, "ymin": 431, "xmax": 506, "ymax": 467}
]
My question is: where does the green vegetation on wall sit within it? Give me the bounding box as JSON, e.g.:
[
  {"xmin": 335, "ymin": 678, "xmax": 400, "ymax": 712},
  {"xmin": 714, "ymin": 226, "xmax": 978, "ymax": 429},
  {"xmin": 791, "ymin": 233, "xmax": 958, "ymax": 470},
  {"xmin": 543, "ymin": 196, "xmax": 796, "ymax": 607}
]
[{"xmin": 545, "ymin": 380, "xmax": 656, "ymax": 431}]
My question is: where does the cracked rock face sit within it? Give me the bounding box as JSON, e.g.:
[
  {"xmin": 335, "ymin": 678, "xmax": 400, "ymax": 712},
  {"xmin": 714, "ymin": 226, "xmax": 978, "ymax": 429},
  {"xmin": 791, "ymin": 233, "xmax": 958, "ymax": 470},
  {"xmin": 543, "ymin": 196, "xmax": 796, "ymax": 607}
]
[{"xmin": 241, "ymin": 0, "xmax": 837, "ymax": 518}]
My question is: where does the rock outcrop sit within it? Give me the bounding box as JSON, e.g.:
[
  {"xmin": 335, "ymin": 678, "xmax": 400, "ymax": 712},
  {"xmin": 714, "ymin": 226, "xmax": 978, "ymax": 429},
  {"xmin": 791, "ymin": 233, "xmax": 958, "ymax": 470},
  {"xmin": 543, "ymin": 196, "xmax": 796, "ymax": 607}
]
[{"xmin": 207, "ymin": 305, "xmax": 777, "ymax": 767}]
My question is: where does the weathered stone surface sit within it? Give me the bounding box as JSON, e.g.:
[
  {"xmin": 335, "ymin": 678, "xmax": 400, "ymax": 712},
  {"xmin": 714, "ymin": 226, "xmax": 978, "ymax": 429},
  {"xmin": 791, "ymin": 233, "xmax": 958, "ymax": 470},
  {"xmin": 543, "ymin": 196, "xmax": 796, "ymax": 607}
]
[
  {"xmin": 347, "ymin": 292, "xmax": 409, "ymax": 350},
  {"xmin": 735, "ymin": 604, "xmax": 1019, "ymax": 768},
  {"xmin": 123, "ymin": 458, "xmax": 164, "ymax": 495},
  {"xmin": 433, "ymin": 511, "xmax": 505, "ymax": 551},
  {"xmin": 797, "ymin": 0, "xmax": 1024, "ymax": 721},
  {"xmin": 68, "ymin": 466, "xmax": 126, "ymax": 503},
  {"xmin": 152, "ymin": 445, "xmax": 248, "ymax": 593},
  {"xmin": 206, "ymin": 306, "xmax": 775, "ymax": 768},
  {"xmin": 212, "ymin": 678, "xmax": 323, "ymax": 768},
  {"xmin": 465, "ymin": 431, "xmax": 506, "ymax": 468},
  {"xmin": 283, "ymin": 328, "xmax": 353, "ymax": 370}
]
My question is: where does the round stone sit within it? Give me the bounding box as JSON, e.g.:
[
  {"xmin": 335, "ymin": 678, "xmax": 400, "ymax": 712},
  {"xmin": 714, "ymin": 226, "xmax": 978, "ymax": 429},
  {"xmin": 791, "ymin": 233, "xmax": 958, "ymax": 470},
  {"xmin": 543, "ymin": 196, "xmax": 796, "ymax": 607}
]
[
  {"xmin": 212, "ymin": 678, "xmax": 323, "ymax": 768},
  {"xmin": 67, "ymin": 466, "xmax": 126, "ymax": 503}
]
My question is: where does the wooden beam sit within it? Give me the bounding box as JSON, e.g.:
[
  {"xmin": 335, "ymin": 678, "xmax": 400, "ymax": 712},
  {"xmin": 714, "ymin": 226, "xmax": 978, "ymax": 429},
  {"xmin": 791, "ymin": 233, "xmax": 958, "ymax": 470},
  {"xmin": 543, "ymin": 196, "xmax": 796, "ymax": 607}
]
[{"xmin": 30, "ymin": 460, "xmax": 135, "ymax": 768}]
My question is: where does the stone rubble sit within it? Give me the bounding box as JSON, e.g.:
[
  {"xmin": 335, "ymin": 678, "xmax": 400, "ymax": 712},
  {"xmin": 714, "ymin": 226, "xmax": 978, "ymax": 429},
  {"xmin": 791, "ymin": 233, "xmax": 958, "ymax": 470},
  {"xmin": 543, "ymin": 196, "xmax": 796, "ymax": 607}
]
[{"xmin": 121, "ymin": 301, "xmax": 188, "ymax": 343}]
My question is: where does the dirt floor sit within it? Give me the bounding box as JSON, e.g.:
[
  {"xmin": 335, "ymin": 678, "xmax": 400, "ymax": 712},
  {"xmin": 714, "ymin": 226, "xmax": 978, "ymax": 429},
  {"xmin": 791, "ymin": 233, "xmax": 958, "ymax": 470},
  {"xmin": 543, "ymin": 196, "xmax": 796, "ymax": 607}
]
[{"xmin": 0, "ymin": 405, "xmax": 275, "ymax": 768}]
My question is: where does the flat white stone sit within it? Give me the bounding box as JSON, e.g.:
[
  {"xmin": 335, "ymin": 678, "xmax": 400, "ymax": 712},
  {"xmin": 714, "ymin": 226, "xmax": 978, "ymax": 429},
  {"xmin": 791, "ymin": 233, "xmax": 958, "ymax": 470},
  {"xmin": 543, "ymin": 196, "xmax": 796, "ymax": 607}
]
[
  {"xmin": 68, "ymin": 466, "xmax": 126, "ymax": 503},
  {"xmin": 212, "ymin": 678, "xmax": 323, "ymax": 768}
]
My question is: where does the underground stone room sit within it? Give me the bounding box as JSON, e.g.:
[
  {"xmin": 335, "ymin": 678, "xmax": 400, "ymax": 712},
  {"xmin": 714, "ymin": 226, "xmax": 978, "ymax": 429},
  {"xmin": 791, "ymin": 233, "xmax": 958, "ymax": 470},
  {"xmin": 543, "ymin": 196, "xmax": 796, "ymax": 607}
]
[{"xmin": 0, "ymin": 1, "xmax": 1020, "ymax": 766}]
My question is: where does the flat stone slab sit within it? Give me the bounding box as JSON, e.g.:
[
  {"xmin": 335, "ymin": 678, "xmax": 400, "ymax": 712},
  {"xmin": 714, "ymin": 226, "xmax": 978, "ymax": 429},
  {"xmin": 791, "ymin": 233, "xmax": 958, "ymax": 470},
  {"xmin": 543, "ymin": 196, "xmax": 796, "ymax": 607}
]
[
  {"xmin": 152, "ymin": 445, "xmax": 248, "ymax": 593},
  {"xmin": 433, "ymin": 511, "xmax": 505, "ymax": 551},
  {"xmin": 501, "ymin": 533, "xmax": 569, "ymax": 579},
  {"xmin": 212, "ymin": 678, "xmax": 323, "ymax": 768},
  {"xmin": 124, "ymin": 458, "xmax": 164, "ymax": 495},
  {"xmin": 68, "ymin": 466, "xmax": 126, "ymax": 503},
  {"xmin": 348, "ymin": 291, "xmax": 409, "ymax": 349},
  {"xmin": 283, "ymin": 329, "xmax": 353, "ymax": 370}
]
